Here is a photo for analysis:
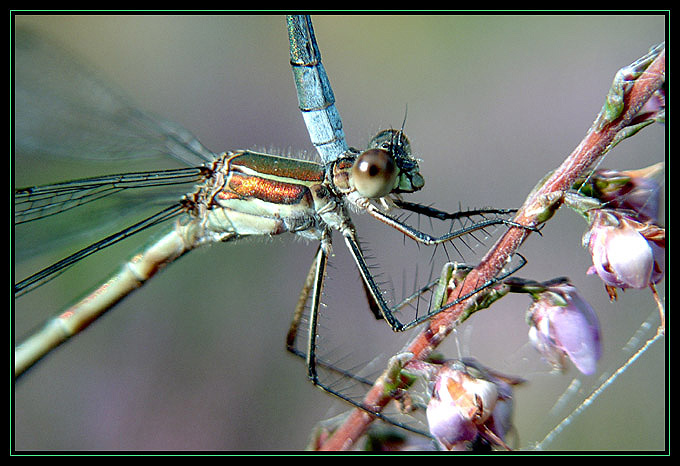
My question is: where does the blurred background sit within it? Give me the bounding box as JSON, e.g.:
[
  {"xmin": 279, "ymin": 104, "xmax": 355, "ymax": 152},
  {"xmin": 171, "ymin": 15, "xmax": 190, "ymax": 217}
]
[{"xmin": 13, "ymin": 14, "xmax": 665, "ymax": 451}]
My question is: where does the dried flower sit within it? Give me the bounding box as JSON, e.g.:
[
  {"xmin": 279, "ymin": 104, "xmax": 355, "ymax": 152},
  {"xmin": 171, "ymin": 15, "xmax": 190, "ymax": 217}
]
[
  {"xmin": 632, "ymin": 87, "xmax": 665, "ymax": 125},
  {"xmin": 416, "ymin": 358, "xmax": 521, "ymax": 451},
  {"xmin": 575, "ymin": 163, "xmax": 662, "ymax": 223}
]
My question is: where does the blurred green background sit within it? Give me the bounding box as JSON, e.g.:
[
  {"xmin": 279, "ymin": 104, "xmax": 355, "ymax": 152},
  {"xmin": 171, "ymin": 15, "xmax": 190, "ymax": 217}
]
[{"xmin": 13, "ymin": 14, "xmax": 665, "ymax": 451}]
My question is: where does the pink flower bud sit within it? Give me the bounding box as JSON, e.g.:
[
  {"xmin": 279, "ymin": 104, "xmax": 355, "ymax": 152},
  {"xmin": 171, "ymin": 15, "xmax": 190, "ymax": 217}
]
[
  {"xmin": 584, "ymin": 209, "xmax": 664, "ymax": 296},
  {"xmin": 527, "ymin": 281, "xmax": 601, "ymax": 375}
]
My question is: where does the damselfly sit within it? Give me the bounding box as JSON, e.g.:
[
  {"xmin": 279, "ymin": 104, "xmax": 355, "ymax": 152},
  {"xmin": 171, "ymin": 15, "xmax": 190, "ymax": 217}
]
[
  {"xmin": 15, "ymin": 13, "xmax": 528, "ymax": 432},
  {"xmin": 18, "ymin": 18, "xmax": 664, "ymax": 448}
]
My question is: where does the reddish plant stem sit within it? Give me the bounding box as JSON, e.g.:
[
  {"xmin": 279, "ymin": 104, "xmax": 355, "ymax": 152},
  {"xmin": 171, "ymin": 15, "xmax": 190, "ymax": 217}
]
[{"xmin": 318, "ymin": 49, "xmax": 665, "ymax": 451}]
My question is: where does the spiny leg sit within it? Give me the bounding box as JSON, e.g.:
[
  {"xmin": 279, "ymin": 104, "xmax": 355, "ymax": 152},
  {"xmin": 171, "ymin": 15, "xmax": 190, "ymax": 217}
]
[
  {"xmin": 285, "ymin": 242, "xmax": 433, "ymax": 438},
  {"xmin": 286, "ymin": 242, "xmax": 376, "ymax": 387},
  {"xmin": 343, "ymin": 229, "xmax": 527, "ymax": 332},
  {"xmin": 393, "ymin": 200, "xmax": 518, "ymax": 223},
  {"xmin": 364, "ymin": 201, "xmax": 536, "ymax": 247}
]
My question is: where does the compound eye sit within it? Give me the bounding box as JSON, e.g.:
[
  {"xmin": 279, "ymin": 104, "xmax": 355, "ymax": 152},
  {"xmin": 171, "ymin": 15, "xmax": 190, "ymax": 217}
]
[{"xmin": 351, "ymin": 148, "xmax": 398, "ymax": 198}]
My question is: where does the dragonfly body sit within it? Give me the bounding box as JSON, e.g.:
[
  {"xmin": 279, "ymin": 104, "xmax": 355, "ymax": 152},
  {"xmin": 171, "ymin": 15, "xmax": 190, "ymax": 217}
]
[
  {"xmin": 15, "ymin": 132, "xmax": 429, "ymax": 376},
  {"xmin": 288, "ymin": 15, "xmax": 348, "ymax": 164},
  {"xmin": 191, "ymin": 150, "xmax": 328, "ymax": 242}
]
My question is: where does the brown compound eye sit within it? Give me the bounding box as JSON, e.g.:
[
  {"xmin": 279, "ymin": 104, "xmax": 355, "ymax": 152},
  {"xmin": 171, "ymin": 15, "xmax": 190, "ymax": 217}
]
[{"xmin": 351, "ymin": 148, "xmax": 398, "ymax": 198}]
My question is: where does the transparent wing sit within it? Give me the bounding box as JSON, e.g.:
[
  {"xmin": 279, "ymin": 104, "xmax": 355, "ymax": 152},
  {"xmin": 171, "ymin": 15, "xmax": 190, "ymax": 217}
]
[
  {"xmin": 14, "ymin": 28, "xmax": 217, "ymax": 167},
  {"xmin": 13, "ymin": 28, "xmax": 213, "ymax": 286},
  {"xmin": 15, "ymin": 167, "xmax": 205, "ymax": 225}
]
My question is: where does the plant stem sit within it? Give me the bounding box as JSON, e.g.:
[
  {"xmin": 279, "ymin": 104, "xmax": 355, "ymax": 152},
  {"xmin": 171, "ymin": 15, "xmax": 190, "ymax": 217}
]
[{"xmin": 318, "ymin": 47, "xmax": 665, "ymax": 451}]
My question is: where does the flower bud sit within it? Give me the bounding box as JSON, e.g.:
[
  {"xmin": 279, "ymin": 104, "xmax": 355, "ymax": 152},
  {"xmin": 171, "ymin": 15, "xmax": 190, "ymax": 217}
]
[
  {"xmin": 584, "ymin": 209, "xmax": 664, "ymax": 298},
  {"xmin": 422, "ymin": 359, "xmax": 520, "ymax": 451},
  {"xmin": 526, "ymin": 281, "xmax": 602, "ymax": 375}
]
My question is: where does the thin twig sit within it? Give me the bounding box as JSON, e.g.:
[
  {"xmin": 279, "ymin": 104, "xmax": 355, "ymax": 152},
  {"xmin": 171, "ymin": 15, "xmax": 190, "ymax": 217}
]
[{"xmin": 318, "ymin": 47, "xmax": 665, "ymax": 451}]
